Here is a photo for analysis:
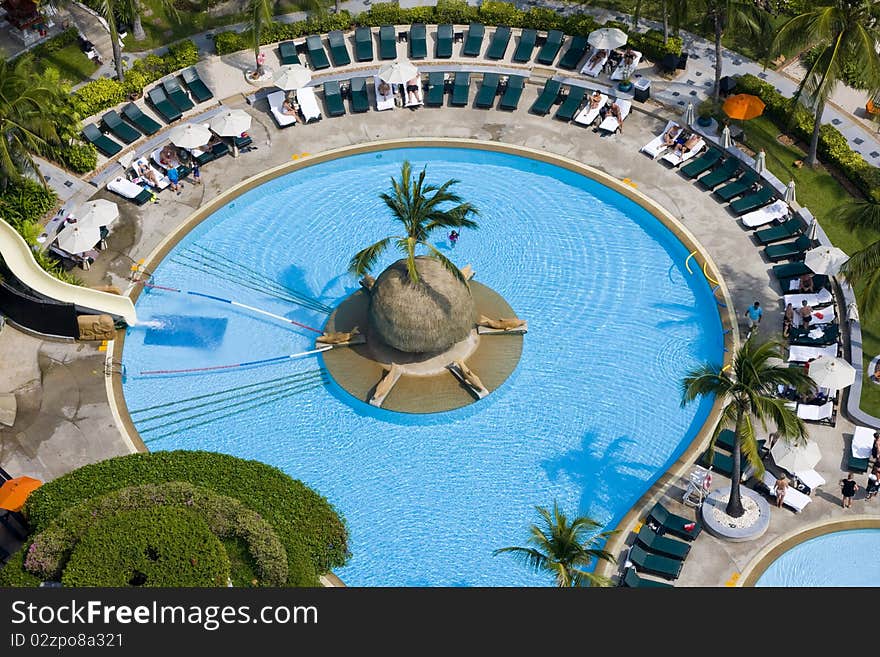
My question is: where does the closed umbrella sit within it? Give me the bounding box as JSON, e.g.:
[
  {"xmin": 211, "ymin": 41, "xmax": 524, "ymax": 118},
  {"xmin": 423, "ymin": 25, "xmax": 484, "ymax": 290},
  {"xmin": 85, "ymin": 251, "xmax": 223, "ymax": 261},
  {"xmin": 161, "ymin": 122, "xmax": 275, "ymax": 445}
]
[
  {"xmin": 209, "ymin": 109, "xmax": 252, "ymax": 137},
  {"xmin": 77, "ymin": 199, "xmax": 119, "ymax": 230},
  {"xmin": 770, "ymin": 439, "xmax": 822, "ymax": 473},
  {"xmin": 167, "ymin": 123, "xmax": 211, "ymax": 149},
  {"xmin": 0, "ymin": 476, "xmax": 42, "ymax": 512},
  {"xmin": 784, "ymin": 179, "xmax": 797, "ymax": 204},
  {"xmin": 805, "ymin": 246, "xmax": 849, "ymax": 275},
  {"xmin": 683, "ymin": 101, "xmax": 695, "ymax": 126},
  {"xmin": 273, "ymin": 64, "xmax": 312, "ymax": 90},
  {"xmin": 56, "ymin": 223, "xmax": 101, "ymax": 254},
  {"xmin": 721, "ymin": 124, "xmax": 732, "ymax": 148},
  {"xmin": 588, "ymin": 27, "xmax": 628, "ymax": 51},
  {"xmin": 754, "ymin": 149, "xmax": 766, "ymax": 174},
  {"xmin": 809, "ymin": 218, "xmax": 819, "ymax": 241},
  {"xmin": 378, "ymin": 60, "xmax": 419, "ymax": 85},
  {"xmin": 808, "ymin": 355, "xmax": 856, "ymax": 390}
]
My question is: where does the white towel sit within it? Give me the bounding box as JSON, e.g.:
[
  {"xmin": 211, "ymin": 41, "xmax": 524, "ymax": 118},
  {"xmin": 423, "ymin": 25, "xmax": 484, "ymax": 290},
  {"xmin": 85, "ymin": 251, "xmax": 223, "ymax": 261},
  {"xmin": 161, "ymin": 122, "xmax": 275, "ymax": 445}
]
[
  {"xmin": 787, "ymin": 344, "xmax": 838, "ymax": 362},
  {"xmin": 784, "ymin": 288, "xmax": 833, "ymax": 309},
  {"xmin": 640, "ymin": 121, "xmax": 681, "ymax": 159},
  {"xmin": 296, "ymin": 86, "xmax": 322, "ymax": 122},
  {"xmin": 741, "ymin": 200, "xmax": 790, "ymax": 228},
  {"xmin": 107, "ymin": 177, "xmax": 148, "ymax": 199},
  {"xmin": 267, "ymin": 90, "xmax": 297, "ymax": 126},
  {"xmin": 610, "ymin": 51, "xmax": 642, "ymax": 80},
  {"xmin": 373, "ymin": 75, "xmax": 396, "ymax": 111},
  {"xmin": 573, "ymin": 93, "xmax": 607, "ymax": 126}
]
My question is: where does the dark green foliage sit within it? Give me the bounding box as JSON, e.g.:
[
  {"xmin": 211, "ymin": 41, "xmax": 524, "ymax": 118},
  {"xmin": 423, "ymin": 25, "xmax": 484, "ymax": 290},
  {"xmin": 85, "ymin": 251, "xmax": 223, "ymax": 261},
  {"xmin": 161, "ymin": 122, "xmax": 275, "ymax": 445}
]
[
  {"xmin": 0, "ymin": 552, "xmax": 42, "ymax": 586},
  {"xmin": 0, "ymin": 180, "xmax": 57, "ymax": 228},
  {"xmin": 44, "ymin": 141, "xmax": 98, "ymax": 174},
  {"xmin": 60, "ymin": 507, "xmax": 230, "ymax": 587}
]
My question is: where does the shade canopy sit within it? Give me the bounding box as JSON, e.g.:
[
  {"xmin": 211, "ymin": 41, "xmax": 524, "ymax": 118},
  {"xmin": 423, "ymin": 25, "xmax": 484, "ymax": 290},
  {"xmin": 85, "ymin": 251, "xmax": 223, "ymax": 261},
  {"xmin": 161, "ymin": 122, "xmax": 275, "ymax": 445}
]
[
  {"xmin": 77, "ymin": 199, "xmax": 119, "ymax": 230},
  {"xmin": 209, "ymin": 109, "xmax": 252, "ymax": 137},
  {"xmin": 273, "ymin": 64, "xmax": 312, "ymax": 90},
  {"xmin": 808, "ymin": 355, "xmax": 856, "ymax": 390},
  {"xmin": 0, "ymin": 476, "xmax": 42, "ymax": 512},
  {"xmin": 805, "ymin": 246, "xmax": 849, "ymax": 275},
  {"xmin": 167, "ymin": 123, "xmax": 211, "ymax": 149},
  {"xmin": 683, "ymin": 101, "xmax": 695, "ymax": 126},
  {"xmin": 770, "ymin": 439, "xmax": 821, "ymax": 473},
  {"xmin": 56, "ymin": 223, "xmax": 101, "ymax": 254},
  {"xmin": 754, "ymin": 149, "xmax": 766, "ymax": 173},
  {"xmin": 378, "ymin": 60, "xmax": 419, "ymax": 85},
  {"xmin": 723, "ymin": 93, "xmax": 765, "ymax": 121},
  {"xmin": 721, "ymin": 124, "xmax": 732, "ymax": 148},
  {"xmin": 784, "ymin": 179, "xmax": 797, "ymax": 204},
  {"xmin": 588, "ymin": 27, "xmax": 628, "ymax": 50}
]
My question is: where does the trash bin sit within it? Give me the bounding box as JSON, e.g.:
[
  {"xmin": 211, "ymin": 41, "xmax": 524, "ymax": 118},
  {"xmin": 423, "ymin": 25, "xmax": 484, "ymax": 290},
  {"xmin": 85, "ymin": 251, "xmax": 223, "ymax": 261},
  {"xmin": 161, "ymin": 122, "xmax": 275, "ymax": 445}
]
[{"xmin": 633, "ymin": 78, "xmax": 651, "ymax": 102}]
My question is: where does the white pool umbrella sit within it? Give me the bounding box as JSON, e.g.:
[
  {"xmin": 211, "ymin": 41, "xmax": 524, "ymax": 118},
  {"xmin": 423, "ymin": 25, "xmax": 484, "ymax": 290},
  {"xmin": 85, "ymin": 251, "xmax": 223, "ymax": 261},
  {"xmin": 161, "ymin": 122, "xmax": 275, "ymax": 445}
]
[
  {"xmin": 721, "ymin": 124, "xmax": 732, "ymax": 148},
  {"xmin": 167, "ymin": 123, "xmax": 211, "ymax": 149},
  {"xmin": 56, "ymin": 223, "xmax": 101, "ymax": 254},
  {"xmin": 770, "ymin": 439, "xmax": 822, "ymax": 473},
  {"xmin": 808, "ymin": 355, "xmax": 856, "ymax": 390},
  {"xmin": 754, "ymin": 149, "xmax": 766, "ymax": 173},
  {"xmin": 378, "ymin": 60, "xmax": 419, "ymax": 85},
  {"xmin": 273, "ymin": 64, "xmax": 312, "ymax": 90},
  {"xmin": 683, "ymin": 102, "xmax": 695, "ymax": 126},
  {"xmin": 209, "ymin": 109, "xmax": 252, "ymax": 137},
  {"xmin": 784, "ymin": 179, "xmax": 797, "ymax": 204},
  {"xmin": 588, "ymin": 27, "xmax": 628, "ymax": 51},
  {"xmin": 805, "ymin": 245, "xmax": 849, "ymax": 275},
  {"xmin": 77, "ymin": 199, "xmax": 119, "ymax": 229}
]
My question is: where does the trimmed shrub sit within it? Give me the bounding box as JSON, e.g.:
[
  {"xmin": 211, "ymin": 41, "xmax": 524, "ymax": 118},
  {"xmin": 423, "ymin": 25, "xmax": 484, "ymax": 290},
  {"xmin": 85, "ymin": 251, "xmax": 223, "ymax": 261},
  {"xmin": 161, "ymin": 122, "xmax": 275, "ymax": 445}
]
[
  {"xmin": 46, "ymin": 141, "xmax": 98, "ymax": 174},
  {"xmin": 478, "ymin": 1, "xmax": 524, "ymax": 27},
  {"xmin": 165, "ymin": 39, "xmax": 200, "ymax": 72},
  {"xmin": 30, "ymin": 28, "xmax": 79, "ymax": 58},
  {"xmin": 434, "ymin": 0, "xmax": 478, "ymax": 25},
  {"xmin": 24, "ymin": 451, "xmax": 348, "ymax": 586},
  {"xmin": 214, "ymin": 30, "xmax": 249, "ymax": 56},
  {"xmin": 632, "ymin": 29, "xmax": 682, "ymax": 60},
  {"xmin": 0, "ymin": 180, "xmax": 57, "ymax": 229},
  {"xmin": 359, "ymin": 2, "xmax": 405, "ymax": 27},
  {"xmin": 60, "ymin": 507, "xmax": 230, "ymax": 587},
  {"xmin": 71, "ymin": 76, "xmax": 125, "ymax": 118},
  {"xmin": 523, "ymin": 7, "xmax": 564, "ymax": 31}
]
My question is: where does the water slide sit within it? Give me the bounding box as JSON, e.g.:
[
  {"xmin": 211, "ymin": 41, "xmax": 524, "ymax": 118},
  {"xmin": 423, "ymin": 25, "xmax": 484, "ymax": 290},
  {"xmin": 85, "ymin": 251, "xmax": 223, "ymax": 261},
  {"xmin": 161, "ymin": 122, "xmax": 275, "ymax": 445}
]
[{"xmin": 0, "ymin": 218, "xmax": 137, "ymax": 325}]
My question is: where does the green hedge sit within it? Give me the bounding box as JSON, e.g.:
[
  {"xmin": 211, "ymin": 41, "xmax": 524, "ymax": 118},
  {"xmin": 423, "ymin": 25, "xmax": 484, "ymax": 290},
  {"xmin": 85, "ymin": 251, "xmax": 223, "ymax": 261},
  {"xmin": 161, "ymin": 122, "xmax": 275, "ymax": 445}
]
[
  {"xmin": 22, "ymin": 451, "xmax": 348, "ymax": 586},
  {"xmin": 43, "ymin": 141, "xmax": 98, "ymax": 175},
  {"xmin": 23, "ymin": 482, "xmax": 288, "ymax": 586},
  {"xmin": 61, "ymin": 507, "xmax": 230, "ymax": 587},
  {"xmin": 735, "ymin": 74, "xmax": 880, "ymax": 203},
  {"xmin": 0, "ymin": 180, "xmax": 57, "ymax": 230}
]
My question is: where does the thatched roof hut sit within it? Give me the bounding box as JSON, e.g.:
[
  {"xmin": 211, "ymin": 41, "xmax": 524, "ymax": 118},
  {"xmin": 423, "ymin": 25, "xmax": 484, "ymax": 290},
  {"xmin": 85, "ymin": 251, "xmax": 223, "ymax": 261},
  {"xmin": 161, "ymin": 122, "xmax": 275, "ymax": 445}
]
[{"xmin": 369, "ymin": 256, "xmax": 475, "ymax": 353}]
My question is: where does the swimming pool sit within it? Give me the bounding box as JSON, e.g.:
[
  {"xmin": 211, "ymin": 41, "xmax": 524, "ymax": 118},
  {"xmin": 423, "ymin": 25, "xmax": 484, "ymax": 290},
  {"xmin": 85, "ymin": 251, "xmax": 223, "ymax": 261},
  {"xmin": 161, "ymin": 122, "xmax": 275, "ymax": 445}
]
[
  {"xmin": 121, "ymin": 146, "xmax": 724, "ymax": 586},
  {"xmin": 755, "ymin": 529, "xmax": 880, "ymax": 587}
]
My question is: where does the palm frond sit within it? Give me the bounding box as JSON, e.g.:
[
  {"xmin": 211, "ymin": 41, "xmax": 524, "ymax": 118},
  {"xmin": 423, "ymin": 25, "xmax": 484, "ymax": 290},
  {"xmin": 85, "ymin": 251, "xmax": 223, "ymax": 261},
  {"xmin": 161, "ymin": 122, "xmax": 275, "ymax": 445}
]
[
  {"xmin": 422, "ymin": 241, "xmax": 468, "ymax": 286},
  {"xmin": 347, "ymin": 237, "xmax": 393, "ymax": 277}
]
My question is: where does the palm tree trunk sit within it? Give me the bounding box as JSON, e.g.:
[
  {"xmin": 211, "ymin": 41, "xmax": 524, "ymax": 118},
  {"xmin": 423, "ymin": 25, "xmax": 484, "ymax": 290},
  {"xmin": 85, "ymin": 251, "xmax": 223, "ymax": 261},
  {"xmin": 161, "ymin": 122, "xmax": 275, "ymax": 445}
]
[
  {"xmin": 132, "ymin": 3, "xmax": 146, "ymax": 41},
  {"xmin": 662, "ymin": 0, "xmax": 669, "ymax": 45},
  {"xmin": 713, "ymin": 9, "xmax": 723, "ymax": 104},
  {"xmin": 807, "ymin": 98, "xmax": 825, "ymax": 167},
  {"xmin": 632, "ymin": 0, "xmax": 642, "ymax": 32},
  {"xmin": 726, "ymin": 410, "xmax": 746, "ymax": 518},
  {"xmin": 109, "ymin": 26, "xmax": 124, "ymax": 81}
]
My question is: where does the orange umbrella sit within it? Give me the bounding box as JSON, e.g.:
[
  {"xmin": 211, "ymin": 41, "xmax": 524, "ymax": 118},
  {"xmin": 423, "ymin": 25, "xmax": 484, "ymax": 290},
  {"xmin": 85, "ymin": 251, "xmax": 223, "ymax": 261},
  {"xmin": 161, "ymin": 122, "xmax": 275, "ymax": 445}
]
[
  {"xmin": 0, "ymin": 477, "xmax": 42, "ymax": 512},
  {"xmin": 723, "ymin": 93, "xmax": 766, "ymax": 121}
]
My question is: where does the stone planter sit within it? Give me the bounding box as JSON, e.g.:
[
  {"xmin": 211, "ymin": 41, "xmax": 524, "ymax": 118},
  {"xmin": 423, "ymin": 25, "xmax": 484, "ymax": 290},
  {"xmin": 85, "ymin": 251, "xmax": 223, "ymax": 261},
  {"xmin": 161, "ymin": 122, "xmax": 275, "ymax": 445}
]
[
  {"xmin": 701, "ymin": 486, "xmax": 770, "ymax": 542},
  {"xmin": 696, "ymin": 115, "xmax": 714, "ymax": 127}
]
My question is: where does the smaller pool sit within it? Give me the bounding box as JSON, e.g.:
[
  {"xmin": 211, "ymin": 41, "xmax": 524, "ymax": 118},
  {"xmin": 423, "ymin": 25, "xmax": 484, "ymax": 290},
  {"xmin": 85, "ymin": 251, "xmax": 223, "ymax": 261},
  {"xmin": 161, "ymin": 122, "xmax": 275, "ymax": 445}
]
[{"xmin": 755, "ymin": 528, "xmax": 880, "ymax": 587}]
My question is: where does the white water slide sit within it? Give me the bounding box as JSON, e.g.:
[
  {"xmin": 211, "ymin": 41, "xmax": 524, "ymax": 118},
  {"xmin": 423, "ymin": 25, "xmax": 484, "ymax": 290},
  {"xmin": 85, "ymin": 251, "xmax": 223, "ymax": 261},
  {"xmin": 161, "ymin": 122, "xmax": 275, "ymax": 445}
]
[{"xmin": 0, "ymin": 218, "xmax": 137, "ymax": 326}]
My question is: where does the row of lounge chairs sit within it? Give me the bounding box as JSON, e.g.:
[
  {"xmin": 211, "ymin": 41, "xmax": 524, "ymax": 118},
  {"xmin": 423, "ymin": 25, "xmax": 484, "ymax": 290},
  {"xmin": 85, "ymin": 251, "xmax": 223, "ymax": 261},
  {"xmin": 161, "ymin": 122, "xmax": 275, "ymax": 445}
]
[
  {"xmin": 82, "ymin": 69, "xmax": 214, "ymax": 157},
  {"xmin": 620, "ymin": 502, "xmax": 702, "ymax": 586},
  {"xmin": 527, "ymin": 80, "xmax": 630, "ymax": 133}
]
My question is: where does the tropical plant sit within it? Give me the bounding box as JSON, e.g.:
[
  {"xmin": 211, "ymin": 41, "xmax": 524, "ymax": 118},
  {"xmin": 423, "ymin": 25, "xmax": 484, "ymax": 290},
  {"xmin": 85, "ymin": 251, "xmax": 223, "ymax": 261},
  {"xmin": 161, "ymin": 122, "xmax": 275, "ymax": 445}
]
[
  {"xmin": 840, "ymin": 197, "xmax": 880, "ymax": 312},
  {"xmin": 348, "ymin": 161, "xmax": 479, "ymax": 285},
  {"xmin": 681, "ymin": 337, "xmax": 813, "ymax": 517},
  {"xmin": 773, "ymin": 0, "xmax": 880, "ymax": 166},
  {"xmin": 246, "ymin": 0, "xmax": 324, "ymax": 76},
  {"xmin": 493, "ymin": 502, "xmax": 616, "ymax": 587}
]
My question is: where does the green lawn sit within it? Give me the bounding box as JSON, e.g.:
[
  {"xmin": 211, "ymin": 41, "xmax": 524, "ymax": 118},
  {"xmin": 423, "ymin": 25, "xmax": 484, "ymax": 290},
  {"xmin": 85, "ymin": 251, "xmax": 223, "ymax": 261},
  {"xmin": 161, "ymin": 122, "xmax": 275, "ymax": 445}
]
[{"xmin": 35, "ymin": 44, "xmax": 98, "ymax": 85}]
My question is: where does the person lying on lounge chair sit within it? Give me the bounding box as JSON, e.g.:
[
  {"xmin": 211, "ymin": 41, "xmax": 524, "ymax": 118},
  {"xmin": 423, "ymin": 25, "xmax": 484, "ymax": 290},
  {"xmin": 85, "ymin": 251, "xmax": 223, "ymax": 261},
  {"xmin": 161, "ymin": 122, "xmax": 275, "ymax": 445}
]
[
  {"xmin": 588, "ymin": 90, "xmax": 604, "ymax": 109},
  {"xmin": 799, "ymin": 273, "xmax": 815, "ymax": 293},
  {"xmin": 159, "ymin": 145, "xmax": 181, "ymax": 169},
  {"xmin": 588, "ymin": 49, "xmax": 607, "ymax": 68},
  {"xmin": 600, "ymin": 102, "xmax": 625, "ymax": 133},
  {"xmin": 673, "ymin": 132, "xmax": 701, "ymax": 155},
  {"xmin": 136, "ymin": 162, "xmax": 160, "ymax": 187},
  {"xmin": 663, "ymin": 124, "xmax": 682, "ymax": 146},
  {"xmin": 623, "ymin": 47, "xmax": 636, "ymax": 65},
  {"xmin": 478, "ymin": 314, "xmax": 526, "ymax": 330},
  {"xmin": 282, "ymin": 96, "xmax": 299, "ymax": 116},
  {"xmin": 406, "ymin": 76, "xmax": 421, "ymax": 105},
  {"xmin": 316, "ymin": 326, "xmax": 360, "ymax": 345}
]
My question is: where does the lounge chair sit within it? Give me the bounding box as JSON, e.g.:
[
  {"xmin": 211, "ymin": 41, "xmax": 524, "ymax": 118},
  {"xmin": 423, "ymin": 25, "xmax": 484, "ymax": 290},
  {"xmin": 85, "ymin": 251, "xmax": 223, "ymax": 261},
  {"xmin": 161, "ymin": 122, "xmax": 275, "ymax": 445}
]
[
  {"xmin": 147, "ymin": 86, "xmax": 183, "ymax": 123},
  {"xmin": 787, "ymin": 343, "xmax": 838, "ymax": 363},
  {"xmin": 639, "ymin": 120, "xmax": 680, "ymax": 158},
  {"xmin": 796, "ymin": 400, "xmax": 835, "ymax": 425},
  {"xmin": 700, "ymin": 448, "xmax": 734, "ymax": 478},
  {"xmin": 354, "ymin": 26, "xmax": 374, "ymax": 62},
  {"xmin": 477, "ymin": 321, "xmax": 528, "ymax": 335},
  {"xmin": 773, "ymin": 261, "xmax": 811, "ymax": 280},
  {"xmin": 187, "ymin": 137, "xmax": 215, "ymax": 166},
  {"xmin": 697, "ymin": 157, "xmax": 741, "ymax": 189},
  {"xmin": 581, "ymin": 47, "xmax": 610, "ymax": 77},
  {"xmin": 499, "ymin": 75, "xmax": 525, "ymax": 111},
  {"xmin": 162, "ymin": 77, "xmax": 194, "ymax": 111},
  {"xmin": 636, "ymin": 526, "xmax": 691, "ymax": 561},
  {"xmin": 558, "ymin": 35, "xmax": 589, "ymax": 70},
  {"xmin": 621, "ymin": 565, "xmax": 673, "ymax": 588},
  {"xmin": 102, "ymin": 109, "xmax": 140, "ymax": 144},
  {"xmin": 713, "ymin": 169, "xmax": 760, "ymax": 202},
  {"xmin": 323, "ymin": 80, "xmax": 346, "ymax": 117},
  {"xmin": 474, "ymin": 73, "xmax": 500, "ymax": 109},
  {"xmin": 449, "ymin": 72, "xmax": 470, "ymax": 107},
  {"xmin": 789, "ymin": 322, "xmax": 839, "ymax": 346},
  {"xmin": 463, "ymin": 23, "xmax": 485, "ymax": 56},
  {"xmin": 792, "ymin": 304, "xmax": 835, "ymax": 329},
  {"xmin": 554, "ymin": 86, "xmax": 586, "ymax": 122},
  {"xmin": 122, "ymin": 102, "xmax": 161, "ymax": 135},
  {"xmin": 513, "ymin": 28, "xmax": 537, "ymax": 63},
  {"xmin": 267, "ymin": 89, "xmax": 297, "ymax": 128},
  {"xmin": 209, "ymin": 137, "xmax": 230, "ymax": 159},
  {"xmin": 446, "ymin": 362, "xmax": 489, "ymax": 400},
  {"xmin": 278, "ymin": 40, "xmax": 300, "ymax": 65},
  {"xmin": 646, "ymin": 502, "xmax": 702, "ymax": 541},
  {"xmin": 611, "ymin": 50, "xmax": 642, "ymax": 80},
  {"xmin": 715, "ymin": 428, "xmax": 766, "ymax": 454},
  {"xmin": 573, "ymin": 92, "xmax": 608, "ymax": 127},
  {"xmin": 436, "ymin": 24, "xmax": 453, "ymax": 58},
  {"xmin": 661, "ymin": 137, "xmax": 706, "ymax": 167},
  {"xmin": 597, "ymin": 98, "xmax": 632, "ymax": 134},
  {"xmin": 740, "ymin": 199, "xmax": 791, "ymax": 229},
  {"xmin": 349, "ymin": 77, "xmax": 369, "ymax": 113},
  {"xmin": 784, "ymin": 288, "xmax": 834, "ymax": 309},
  {"xmin": 306, "ymin": 35, "xmax": 330, "ymax": 70},
  {"xmin": 791, "ymin": 468, "xmax": 825, "ymax": 494},
  {"xmin": 327, "ymin": 30, "xmax": 351, "ymax": 66},
  {"xmin": 764, "ymin": 234, "xmax": 812, "ymax": 262},
  {"xmin": 296, "ymin": 86, "xmax": 321, "ymax": 122},
  {"xmin": 529, "ymin": 79, "xmax": 561, "ymax": 116},
  {"xmin": 849, "ymin": 426, "xmax": 873, "ymax": 472},
  {"xmin": 225, "ymin": 133, "xmax": 252, "ymax": 151},
  {"xmin": 107, "ymin": 176, "xmax": 153, "ymax": 205},
  {"xmin": 628, "ymin": 545, "xmax": 683, "ymax": 581},
  {"xmin": 150, "ymin": 147, "xmax": 191, "ymax": 178},
  {"xmin": 369, "ymin": 363, "xmax": 403, "ymax": 407},
  {"xmin": 680, "ymin": 148, "xmax": 723, "ymax": 178},
  {"xmin": 181, "ymin": 68, "xmax": 213, "ymax": 104},
  {"xmin": 730, "ymin": 185, "xmax": 775, "ymax": 215},
  {"xmin": 132, "ymin": 156, "xmax": 169, "ymax": 190},
  {"xmin": 486, "ymin": 26, "xmax": 511, "ymax": 60},
  {"xmin": 754, "ymin": 217, "xmax": 804, "ymax": 245},
  {"xmin": 779, "ymin": 272, "xmax": 830, "ymax": 294},
  {"xmin": 425, "ymin": 72, "xmax": 446, "ymax": 107},
  {"xmin": 762, "ymin": 471, "xmax": 811, "ymax": 512},
  {"xmin": 409, "ymin": 23, "xmax": 427, "ymax": 59},
  {"xmin": 536, "ymin": 30, "xmax": 564, "ymax": 65},
  {"xmin": 82, "ymin": 123, "xmax": 122, "ymax": 156},
  {"xmin": 374, "ymin": 75, "xmax": 396, "ymax": 111},
  {"xmin": 379, "ymin": 25, "xmax": 397, "ymax": 60}
]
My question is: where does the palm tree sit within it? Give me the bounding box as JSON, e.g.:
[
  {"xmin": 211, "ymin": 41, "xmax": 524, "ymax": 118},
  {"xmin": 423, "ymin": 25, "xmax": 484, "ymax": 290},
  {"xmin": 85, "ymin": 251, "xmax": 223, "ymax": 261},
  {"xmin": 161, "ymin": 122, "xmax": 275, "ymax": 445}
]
[
  {"xmin": 840, "ymin": 197, "xmax": 880, "ymax": 312},
  {"xmin": 681, "ymin": 337, "xmax": 813, "ymax": 517},
  {"xmin": 247, "ymin": 0, "xmax": 273, "ymax": 78},
  {"xmin": 702, "ymin": 0, "xmax": 770, "ymax": 103},
  {"xmin": 131, "ymin": 0, "xmax": 179, "ymax": 43},
  {"xmin": 493, "ymin": 502, "xmax": 617, "ymax": 587},
  {"xmin": 348, "ymin": 161, "xmax": 479, "ymax": 285},
  {"xmin": 773, "ymin": 1, "xmax": 880, "ymax": 167}
]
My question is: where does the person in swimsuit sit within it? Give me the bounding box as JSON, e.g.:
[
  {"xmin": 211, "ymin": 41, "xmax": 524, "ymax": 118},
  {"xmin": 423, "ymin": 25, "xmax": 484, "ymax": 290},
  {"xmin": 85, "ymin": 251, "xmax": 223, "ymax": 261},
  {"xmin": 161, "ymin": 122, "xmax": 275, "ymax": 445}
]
[
  {"xmin": 405, "ymin": 76, "xmax": 421, "ymax": 105},
  {"xmin": 799, "ymin": 300, "xmax": 813, "ymax": 328},
  {"xmin": 799, "ymin": 273, "xmax": 815, "ymax": 293},
  {"xmin": 662, "ymin": 124, "xmax": 682, "ymax": 147},
  {"xmin": 449, "ymin": 230, "xmax": 459, "ymax": 247},
  {"xmin": 589, "ymin": 90, "xmax": 603, "ymax": 109},
  {"xmin": 588, "ymin": 48, "xmax": 607, "ymax": 68},
  {"xmin": 840, "ymin": 473, "xmax": 859, "ymax": 508},
  {"xmin": 783, "ymin": 302, "xmax": 794, "ymax": 338},
  {"xmin": 774, "ymin": 475, "xmax": 788, "ymax": 508}
]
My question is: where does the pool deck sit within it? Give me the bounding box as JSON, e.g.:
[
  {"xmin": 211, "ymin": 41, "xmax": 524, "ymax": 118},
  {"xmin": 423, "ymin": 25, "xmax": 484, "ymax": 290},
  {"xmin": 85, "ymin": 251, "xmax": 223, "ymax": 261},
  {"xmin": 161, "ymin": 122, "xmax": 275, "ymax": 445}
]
[{"xmin": 0, "ymin": 81, "xmax": 869, "ymax": 585}]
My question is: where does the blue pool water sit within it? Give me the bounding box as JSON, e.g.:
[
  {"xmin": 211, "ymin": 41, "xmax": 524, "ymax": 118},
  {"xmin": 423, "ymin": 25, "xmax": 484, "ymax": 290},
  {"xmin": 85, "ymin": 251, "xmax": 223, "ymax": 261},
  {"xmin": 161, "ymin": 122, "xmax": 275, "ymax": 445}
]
[
  {"xmin": 755, "ymin": 529, "xmax": 880, "ymax": 587},
  {"xmin": 122, "ymin": 147, "xmax": 723, "ymax": 586}
]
